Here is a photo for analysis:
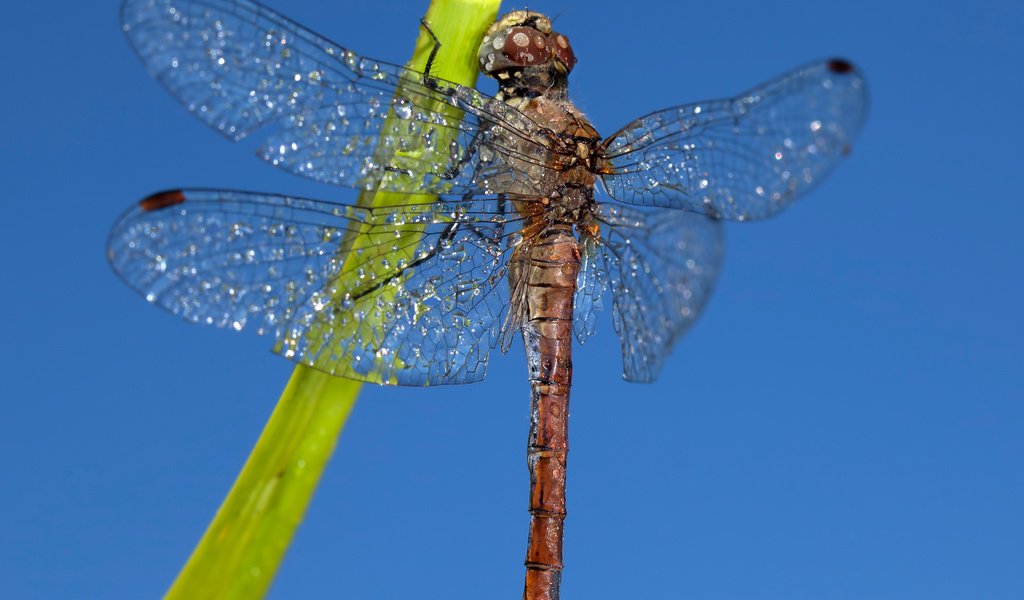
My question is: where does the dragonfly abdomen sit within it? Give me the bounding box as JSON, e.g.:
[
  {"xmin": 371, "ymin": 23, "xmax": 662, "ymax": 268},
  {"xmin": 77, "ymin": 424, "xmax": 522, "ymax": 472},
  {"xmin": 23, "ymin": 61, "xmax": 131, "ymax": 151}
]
[{"xmin": 519, "ymin": 224, "xmax": 580, "ymax": 599}]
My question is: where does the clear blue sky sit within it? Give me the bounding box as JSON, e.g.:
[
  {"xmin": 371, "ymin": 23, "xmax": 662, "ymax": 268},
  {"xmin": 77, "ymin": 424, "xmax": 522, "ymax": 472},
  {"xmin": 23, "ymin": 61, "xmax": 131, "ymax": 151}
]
[{"xmin": 1, "ymin": 1, "xmax": 1021, "ymax": 598}]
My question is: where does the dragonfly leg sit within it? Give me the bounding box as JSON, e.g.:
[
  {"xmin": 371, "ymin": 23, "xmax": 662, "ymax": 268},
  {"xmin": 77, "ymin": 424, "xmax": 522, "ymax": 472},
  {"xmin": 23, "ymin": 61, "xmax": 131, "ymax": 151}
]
[
  {"xmin": 344, "ymin": 220, "xmax": 462, "ymax": 303},
  {"xmin": 418, "ymin": 18, "xmax": 443, "ymax": 85},
  {"xmin": 462, "ymin": 193, "xmax": 509, "ymax": 247},
  {"xmin": 439, "ymin": 128, "xmax": 486, "ymax": 181}
]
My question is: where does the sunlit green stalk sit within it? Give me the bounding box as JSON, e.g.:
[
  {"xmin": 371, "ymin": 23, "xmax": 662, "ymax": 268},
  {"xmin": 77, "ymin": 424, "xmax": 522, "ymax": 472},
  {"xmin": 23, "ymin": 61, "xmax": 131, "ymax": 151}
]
[{"xmin": 163, "ymin": 1, "xmax": 501, "ymax": 598}]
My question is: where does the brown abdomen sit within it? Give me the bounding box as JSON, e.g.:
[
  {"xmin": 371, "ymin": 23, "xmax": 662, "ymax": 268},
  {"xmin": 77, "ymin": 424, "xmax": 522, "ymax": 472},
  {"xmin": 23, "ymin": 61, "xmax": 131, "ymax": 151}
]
[{"xmin": 521, "ymin": 224, "xmax": 580, "ymax": 600}]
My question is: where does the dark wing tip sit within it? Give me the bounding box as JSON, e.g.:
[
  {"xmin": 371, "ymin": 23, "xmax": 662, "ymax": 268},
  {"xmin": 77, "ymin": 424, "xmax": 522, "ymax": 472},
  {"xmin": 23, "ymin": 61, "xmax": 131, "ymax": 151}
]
[
  {"xmin": 826, "ymin": 58, "xmax": 855, "ymax": 74},
  {"xmin": 139, "ymin": 190, "xmax": 187, "ymax": 212}
]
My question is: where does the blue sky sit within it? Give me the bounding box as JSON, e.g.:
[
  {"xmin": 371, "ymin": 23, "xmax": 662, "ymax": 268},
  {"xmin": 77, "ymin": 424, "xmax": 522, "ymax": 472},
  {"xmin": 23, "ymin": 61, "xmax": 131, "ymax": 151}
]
[{"xmin": 1, "ymin": 0, "xmax": 1021, "ymax": 598}]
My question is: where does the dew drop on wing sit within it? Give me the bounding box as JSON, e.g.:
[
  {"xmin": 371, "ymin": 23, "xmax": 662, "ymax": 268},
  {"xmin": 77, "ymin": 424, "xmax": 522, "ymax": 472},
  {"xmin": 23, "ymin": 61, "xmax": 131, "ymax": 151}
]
[{"xmin": 393, "ymin": 96, "xmax": 413, "ymax": 119}]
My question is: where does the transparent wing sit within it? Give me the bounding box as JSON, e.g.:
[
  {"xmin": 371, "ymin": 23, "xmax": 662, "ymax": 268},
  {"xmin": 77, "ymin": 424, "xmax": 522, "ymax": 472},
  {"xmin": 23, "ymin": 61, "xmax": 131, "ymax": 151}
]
[
  {"xmin": 107, "ymin": 189, "xmax": 534, "ymax": 385},
  {"xmin": 121, "ymin": 0, "xmax": 559, "ymax": 196},
  {"xmin": 574, "ymin": 204, "xmax": 724, "ymax": 382},
  {"xmin": 600, "ymin": 59, "xmax": 868, "ymax": 220}
]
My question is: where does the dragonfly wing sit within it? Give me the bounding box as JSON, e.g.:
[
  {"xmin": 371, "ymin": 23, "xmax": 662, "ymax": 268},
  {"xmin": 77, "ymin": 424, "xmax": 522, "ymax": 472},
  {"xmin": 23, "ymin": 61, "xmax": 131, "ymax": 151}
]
[
  {"xmin": 575, "ymin": 204, "xmax": 724, "ymax": 382},
  {"xmin": 600, "ymin": 59, "xmax": 868, "ymax": 220},
  {"xmin": 107, "ymin": 189, "xmax": 522, "ymax": 385},
  {"xmin": 121, "ymin": 0, "xmax": 557, "ymax": 195}
]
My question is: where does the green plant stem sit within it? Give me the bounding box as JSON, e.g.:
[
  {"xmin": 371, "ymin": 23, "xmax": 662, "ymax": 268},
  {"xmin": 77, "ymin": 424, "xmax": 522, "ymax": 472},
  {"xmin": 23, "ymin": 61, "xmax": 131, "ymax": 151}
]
[
  {"xmin": 163, "ymin": 1, "xmax": 500, "ymax": 598},
  {"xmin": 164, "ymin": 368, "xmax": 359, "ymax": 600}
]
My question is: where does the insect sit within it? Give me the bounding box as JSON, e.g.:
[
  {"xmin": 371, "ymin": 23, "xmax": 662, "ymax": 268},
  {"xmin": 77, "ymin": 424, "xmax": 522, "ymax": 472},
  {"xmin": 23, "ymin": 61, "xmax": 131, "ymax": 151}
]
[{"xmin": 108, "ymin": 1, "xmax": 867, "ymax": 598}]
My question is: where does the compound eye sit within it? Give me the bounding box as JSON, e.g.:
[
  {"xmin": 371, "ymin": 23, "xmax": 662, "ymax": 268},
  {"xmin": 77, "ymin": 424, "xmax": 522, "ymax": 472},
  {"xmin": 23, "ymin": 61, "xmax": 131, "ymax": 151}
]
[
  {"xmin": 503, "ymin": 26, "xmax": 550, "ymax": 66},
  {"xmin": 550, "ymin": 32, "xmax": 576, "ymax": 71}
]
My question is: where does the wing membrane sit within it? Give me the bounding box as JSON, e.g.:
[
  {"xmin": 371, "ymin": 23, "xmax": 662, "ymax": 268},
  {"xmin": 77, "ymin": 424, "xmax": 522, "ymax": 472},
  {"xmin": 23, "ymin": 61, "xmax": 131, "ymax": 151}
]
[
  {"xmin": 601, "ymin": 59, "xmax": 868, "ymax": 220},
  {"xmin": 107, "ymin": 189, "xmax": 530, "ymax": 385},
  {"xmin": 575, "ymin": 205, "xmax": 724, "ymax": 381},
  {"xmin": 121, "ymin": 0, "xmax": 559, "ymax": 196}
]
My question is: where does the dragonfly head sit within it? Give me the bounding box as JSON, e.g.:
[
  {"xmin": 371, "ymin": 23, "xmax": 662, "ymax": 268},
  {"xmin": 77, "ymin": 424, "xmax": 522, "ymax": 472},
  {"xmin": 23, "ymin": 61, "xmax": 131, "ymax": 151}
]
[{"xmin": 478, "ymin": 11, "xmax": 577, "ymax": 81}]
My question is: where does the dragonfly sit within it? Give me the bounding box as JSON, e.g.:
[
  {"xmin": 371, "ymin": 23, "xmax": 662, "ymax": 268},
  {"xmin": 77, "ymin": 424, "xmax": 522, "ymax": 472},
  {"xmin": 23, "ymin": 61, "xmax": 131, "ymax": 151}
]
[{"xmin": 108, "ymin": 1, "xmax": 867, "ymax": 598}]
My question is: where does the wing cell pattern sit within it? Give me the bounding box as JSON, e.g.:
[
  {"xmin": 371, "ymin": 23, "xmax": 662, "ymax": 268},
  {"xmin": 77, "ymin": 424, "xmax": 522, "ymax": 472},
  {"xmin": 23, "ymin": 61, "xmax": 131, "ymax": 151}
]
[
  {"xmin": 601, "ymin": 60, "xmax": 868, "ymax": 220},
  {"xmin": 108, "ymin": 190, "xmax": 522, "ymax": 384},
  {"xmin": 122, "ymin": 0, "xmax": 557, "ymax": 197},
  {"xmin": 575, "ymin": 205, "xmax": 724, "ymax": 381}
]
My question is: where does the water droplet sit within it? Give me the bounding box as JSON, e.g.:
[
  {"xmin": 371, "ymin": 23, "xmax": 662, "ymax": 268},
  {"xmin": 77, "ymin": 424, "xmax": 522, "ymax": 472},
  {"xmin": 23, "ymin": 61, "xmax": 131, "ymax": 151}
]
[{"xmin": 393, "ymin": 96, "xmax": 413, "ymax": 119}]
